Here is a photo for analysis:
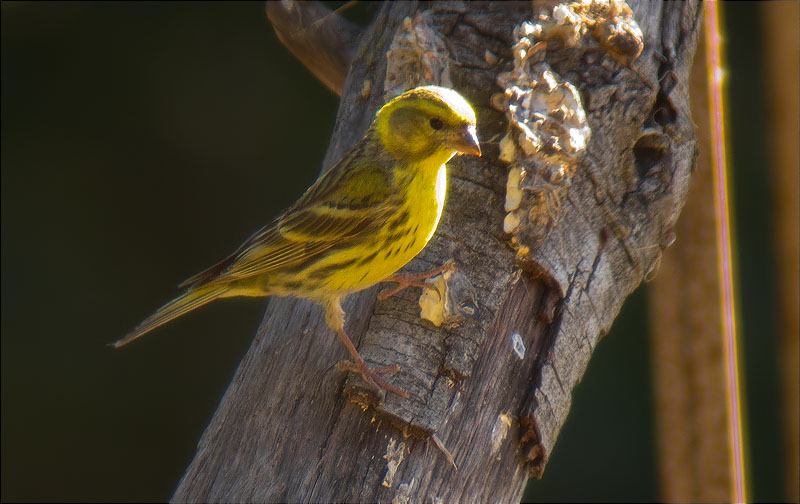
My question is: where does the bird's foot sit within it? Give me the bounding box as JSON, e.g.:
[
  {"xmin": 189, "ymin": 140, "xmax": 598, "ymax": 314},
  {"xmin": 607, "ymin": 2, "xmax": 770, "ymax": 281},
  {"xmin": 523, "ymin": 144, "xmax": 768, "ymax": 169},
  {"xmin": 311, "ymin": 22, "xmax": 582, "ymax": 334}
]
[
  {"xmin": 336, "ymin": 360, "xmax": 409, "ymax": 398},
  {"xmin": 378, "ymin": 260, "xmax": 458, "ymax": 301}
]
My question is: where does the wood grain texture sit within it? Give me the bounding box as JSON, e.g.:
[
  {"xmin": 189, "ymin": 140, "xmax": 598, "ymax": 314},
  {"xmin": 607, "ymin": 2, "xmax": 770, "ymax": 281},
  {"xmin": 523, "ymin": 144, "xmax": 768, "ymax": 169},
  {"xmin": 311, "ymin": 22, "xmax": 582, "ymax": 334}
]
[{"xmin": 172, "ymin": 1, "xmax": 701, "ymax": 501}]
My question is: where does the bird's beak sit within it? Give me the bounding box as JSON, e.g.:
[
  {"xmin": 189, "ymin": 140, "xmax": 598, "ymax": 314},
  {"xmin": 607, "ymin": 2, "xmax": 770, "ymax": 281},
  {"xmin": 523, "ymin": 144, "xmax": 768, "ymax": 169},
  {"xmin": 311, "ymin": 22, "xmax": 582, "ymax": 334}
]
[{"xmin": 453, "ymin": 124, "xmax": 482, "ymax": 157}]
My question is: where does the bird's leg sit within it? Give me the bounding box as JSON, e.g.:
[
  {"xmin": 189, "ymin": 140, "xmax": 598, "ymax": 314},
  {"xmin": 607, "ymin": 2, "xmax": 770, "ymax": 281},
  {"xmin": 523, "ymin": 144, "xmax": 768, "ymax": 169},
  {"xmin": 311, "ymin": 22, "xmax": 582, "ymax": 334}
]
[
  {"xmin": 333, "ymin": 327, "xmax": 409, "ymax": 399},
  {"xmin": 324, "ymin": 296, "xmax": 409, "ymax": 399},
  {"xmin": 378, "ymin": 261, "xmax": 457, "ymax": 301}
]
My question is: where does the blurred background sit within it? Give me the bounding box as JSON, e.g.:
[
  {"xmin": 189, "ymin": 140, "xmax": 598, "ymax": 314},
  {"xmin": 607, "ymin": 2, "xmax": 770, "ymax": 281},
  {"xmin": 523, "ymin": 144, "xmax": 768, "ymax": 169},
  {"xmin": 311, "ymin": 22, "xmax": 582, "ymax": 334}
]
[{"xmin": 2, "ymin": 2, "xmax": 796, "ymax": 502}]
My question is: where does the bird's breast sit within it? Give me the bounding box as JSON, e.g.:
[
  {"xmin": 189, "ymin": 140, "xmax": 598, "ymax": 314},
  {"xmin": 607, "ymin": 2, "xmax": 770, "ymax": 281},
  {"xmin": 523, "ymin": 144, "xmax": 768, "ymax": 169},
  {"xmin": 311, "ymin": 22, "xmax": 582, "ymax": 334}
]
[
  {"xmin": 295, "ymin": 162, "xmax": 448, "ymax": 296},
  {"xmin": 383, "ymin": 161, "xmax": 447, "ymax": 267},
  {"xmin": 427, "ymin": 163, "xmax": 447, "ymax": 243}
]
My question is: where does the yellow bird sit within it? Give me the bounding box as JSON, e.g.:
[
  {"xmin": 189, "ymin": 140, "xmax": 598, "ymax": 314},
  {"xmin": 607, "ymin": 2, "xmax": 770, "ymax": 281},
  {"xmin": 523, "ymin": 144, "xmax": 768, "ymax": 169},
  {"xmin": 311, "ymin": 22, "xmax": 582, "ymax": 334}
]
[{"xmin": 113, "ymin": 86, "xmax": 481, "ymax": 398}]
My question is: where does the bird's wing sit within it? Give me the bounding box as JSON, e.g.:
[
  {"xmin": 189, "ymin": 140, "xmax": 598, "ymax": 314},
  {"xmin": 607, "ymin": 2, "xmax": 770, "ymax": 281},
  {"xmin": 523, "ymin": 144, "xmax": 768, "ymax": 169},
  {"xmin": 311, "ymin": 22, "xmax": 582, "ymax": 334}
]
[{"xmin": 179, "ymin": 149, "xmax": 399, "ymax": 289}]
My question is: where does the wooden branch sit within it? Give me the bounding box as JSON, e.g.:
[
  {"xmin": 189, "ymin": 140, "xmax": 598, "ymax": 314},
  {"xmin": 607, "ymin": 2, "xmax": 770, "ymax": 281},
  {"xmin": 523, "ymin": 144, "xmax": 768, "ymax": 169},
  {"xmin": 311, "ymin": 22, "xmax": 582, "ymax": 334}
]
[
  {"xmin": 266, "ymin": 1, "xmax": 361, "ymax": 95},
  {"xmin": 761, "ymin": 3, "xmax": 800, "ymax": 501},
  {"xmin": 172, "ymin": 1, "xmax": 701, "ymax": 501},
  {"xmin": 648, "ymin": 34, "xmax": 730, "ymax": 501}
]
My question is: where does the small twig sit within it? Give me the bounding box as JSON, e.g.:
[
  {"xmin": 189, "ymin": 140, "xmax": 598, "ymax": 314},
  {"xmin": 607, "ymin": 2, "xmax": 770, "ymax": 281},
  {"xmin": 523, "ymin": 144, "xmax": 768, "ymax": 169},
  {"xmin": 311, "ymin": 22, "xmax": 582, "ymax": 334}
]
[{"xmin": 430, "ymin": 433, "xmax": 458, "ymax": 471}]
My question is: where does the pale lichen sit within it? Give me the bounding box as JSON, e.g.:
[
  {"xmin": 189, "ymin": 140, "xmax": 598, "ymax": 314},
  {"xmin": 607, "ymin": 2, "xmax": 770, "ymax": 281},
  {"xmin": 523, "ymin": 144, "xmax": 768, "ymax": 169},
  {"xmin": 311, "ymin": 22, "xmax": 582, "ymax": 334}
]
[
  {"xmin": 490, "ymin": 413, "xmax": 513, "ymax": 458},
  {"xmin": 494, "ymin": 21, "xmax": 590, "ymax": 248},
  {"xmin": 419, "ymin": 262, "xmax": 479, "ymax": 328},
  {"xmin": 385, "ymin": 11, "xmax": 453, "ymax": 98},
  {"xmin": 543, "ymin": 0, "xmax": 644, "ymax": 66},
  {"xmin": 511, "ymin": 332, "xmax": 526, "ymax": 360},
  {"xmin": 382, "ymin": 438, "xmax": 407, "ymax": 488},
  {"xmin": 494, "ymin": 0, "xmax": 643, "ymax": 260}
]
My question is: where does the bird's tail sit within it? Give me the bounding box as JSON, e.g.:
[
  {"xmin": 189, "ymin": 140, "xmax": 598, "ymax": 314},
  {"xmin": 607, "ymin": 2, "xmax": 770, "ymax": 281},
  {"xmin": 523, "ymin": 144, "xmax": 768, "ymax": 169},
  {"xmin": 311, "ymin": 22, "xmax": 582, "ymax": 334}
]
[{"xmin": 112, "ymin": 284, "xmax": 229, "ymax": 348}]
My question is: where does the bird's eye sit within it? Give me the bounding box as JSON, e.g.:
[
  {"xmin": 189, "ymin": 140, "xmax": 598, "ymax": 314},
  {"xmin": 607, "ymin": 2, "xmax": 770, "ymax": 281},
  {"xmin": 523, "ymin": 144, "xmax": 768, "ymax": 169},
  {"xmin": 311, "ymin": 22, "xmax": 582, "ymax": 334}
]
[{"xmin": 429, "ymin": 117, "xmax": 443, "ymax": 130}]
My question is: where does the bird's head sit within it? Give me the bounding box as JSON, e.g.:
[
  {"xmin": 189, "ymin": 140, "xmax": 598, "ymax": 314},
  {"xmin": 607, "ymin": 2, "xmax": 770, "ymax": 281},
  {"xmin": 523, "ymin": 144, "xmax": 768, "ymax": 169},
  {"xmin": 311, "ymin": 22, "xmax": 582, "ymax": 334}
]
[{"xmin": 374, "ymin": 86, "xmax": 481, "ymax": 164}]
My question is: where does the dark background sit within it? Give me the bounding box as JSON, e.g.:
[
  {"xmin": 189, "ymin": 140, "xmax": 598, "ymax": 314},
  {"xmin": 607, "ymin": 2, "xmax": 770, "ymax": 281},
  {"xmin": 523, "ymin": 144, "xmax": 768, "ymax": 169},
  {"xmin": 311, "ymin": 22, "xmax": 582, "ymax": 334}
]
[{"xmin": 1, "ymin": 2, "xmax": 788, "ymax": 502}]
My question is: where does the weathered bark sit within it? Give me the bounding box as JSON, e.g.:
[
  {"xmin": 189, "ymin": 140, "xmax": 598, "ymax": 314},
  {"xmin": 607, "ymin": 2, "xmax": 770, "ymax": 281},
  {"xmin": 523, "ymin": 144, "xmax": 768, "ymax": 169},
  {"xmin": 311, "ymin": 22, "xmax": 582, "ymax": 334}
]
[{"xmin": 172, "ymin": 1, "xmax": 701, "ymax": 502}]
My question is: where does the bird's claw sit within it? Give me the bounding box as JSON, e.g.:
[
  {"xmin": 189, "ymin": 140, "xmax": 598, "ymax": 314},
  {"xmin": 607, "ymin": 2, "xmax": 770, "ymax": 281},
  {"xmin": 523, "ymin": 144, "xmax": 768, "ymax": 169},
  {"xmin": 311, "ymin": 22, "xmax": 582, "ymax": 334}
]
[
  {"xmin": 378, "ymin": 261, "xmax": 459, "ymax": 301},
  {"xmin": 336, "ymin": 360, "xmax": 408, "ymax": 398}
]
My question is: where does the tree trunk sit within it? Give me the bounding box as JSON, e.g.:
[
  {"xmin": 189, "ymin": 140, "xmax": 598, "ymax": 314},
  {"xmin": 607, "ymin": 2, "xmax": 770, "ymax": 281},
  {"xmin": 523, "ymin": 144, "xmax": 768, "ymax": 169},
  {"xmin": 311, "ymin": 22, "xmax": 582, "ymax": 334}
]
[{"xmin": 172, "ymin": 1, "xmax": 701, "ymax": 501}]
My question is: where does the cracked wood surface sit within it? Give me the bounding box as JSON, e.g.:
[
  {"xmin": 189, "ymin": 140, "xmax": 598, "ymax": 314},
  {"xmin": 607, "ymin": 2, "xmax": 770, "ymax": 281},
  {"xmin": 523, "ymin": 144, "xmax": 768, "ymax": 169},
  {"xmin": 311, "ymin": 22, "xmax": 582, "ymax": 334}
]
[{"xmin": 172, "ymin": 1, "xmax": 700, "ymax": 501}]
